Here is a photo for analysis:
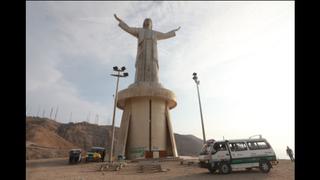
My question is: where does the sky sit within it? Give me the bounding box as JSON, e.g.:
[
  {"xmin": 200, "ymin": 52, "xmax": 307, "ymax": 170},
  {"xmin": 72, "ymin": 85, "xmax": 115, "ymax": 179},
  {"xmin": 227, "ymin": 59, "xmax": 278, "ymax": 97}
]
[{"xmin": 26, "ymin": 1, "xmax": 294, "ymax": 159}]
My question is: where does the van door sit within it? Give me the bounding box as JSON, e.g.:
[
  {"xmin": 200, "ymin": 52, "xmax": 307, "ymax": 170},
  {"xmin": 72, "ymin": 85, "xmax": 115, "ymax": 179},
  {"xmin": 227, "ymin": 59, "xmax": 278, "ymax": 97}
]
[{"xmin": 228, "ymin": 142, "xmax": 250, "ymax": 164}]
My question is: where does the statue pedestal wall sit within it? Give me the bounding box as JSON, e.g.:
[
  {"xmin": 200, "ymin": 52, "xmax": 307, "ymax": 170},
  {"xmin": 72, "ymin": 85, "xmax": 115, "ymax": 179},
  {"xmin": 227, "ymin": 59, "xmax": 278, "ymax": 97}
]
[{"xmin": 115, "ymin": 82, "xmax": 178, "ymax": 159}]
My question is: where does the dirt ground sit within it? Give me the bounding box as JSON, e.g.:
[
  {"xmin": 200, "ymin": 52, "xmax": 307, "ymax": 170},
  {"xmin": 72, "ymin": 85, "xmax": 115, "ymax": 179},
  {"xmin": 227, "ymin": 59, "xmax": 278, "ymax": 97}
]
[{"xmin": 26, "ymin": 158, "xmax": 294, "ymax": 180}]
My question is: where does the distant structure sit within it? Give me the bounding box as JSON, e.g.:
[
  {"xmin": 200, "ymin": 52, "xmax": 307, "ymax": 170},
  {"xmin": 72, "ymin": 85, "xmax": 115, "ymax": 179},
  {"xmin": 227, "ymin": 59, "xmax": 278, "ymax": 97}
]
[{"xmin": 114, "ymin": 14, "xmax": 180, "ymax": 159}]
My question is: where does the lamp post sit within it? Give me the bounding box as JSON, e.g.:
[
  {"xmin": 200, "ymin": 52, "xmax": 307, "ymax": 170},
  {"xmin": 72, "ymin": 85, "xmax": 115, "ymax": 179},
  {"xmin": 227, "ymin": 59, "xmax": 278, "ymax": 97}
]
[
  {"xmin": 108, "ymin": 66, "xmax": 128, "ymax": 163},
  {"xmin": 192, "ymin": 72, "xmax": 206, "ymax": 144}
]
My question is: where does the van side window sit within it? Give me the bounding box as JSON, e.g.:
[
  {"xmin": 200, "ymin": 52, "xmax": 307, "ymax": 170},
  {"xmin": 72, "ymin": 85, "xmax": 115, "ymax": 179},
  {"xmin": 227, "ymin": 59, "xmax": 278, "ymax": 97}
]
[
  {"xmin": 247, "ymin": 142, "xmax": 258, "ymax": 150},
  {"xmin": 229, "ymin": 142, "xmax": 247, "ymax": 151},
  {"xmin": 235, "ymin": 142, "xmax": 248, "ymax": 151},
  {"xmin": 256, "ymin": 141, "xmax": 270, "ymax": 149},
  {"xmin": 247, "ymin": 141, "xmax": 270, "ymax": 150},
  {"xmin": 229, "ymin": 143, "xmax": 236, "ymax": 152}
]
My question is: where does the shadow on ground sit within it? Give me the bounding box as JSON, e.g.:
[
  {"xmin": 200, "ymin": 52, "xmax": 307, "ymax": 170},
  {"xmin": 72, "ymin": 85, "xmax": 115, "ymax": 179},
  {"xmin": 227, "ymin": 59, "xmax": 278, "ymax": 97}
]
[{"xmin": 168, "ymin": 170, "xmax": 270, "ymax": 180}]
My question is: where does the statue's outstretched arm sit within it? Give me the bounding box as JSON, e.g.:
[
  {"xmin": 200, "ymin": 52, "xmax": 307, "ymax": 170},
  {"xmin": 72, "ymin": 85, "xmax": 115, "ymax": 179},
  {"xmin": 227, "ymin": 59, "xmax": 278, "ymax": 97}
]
[
  {"xmin": 114, "ymin": 14, "xmax": 139, "ymax": 38},
  {"xmin": 157, "ymin": 26, "xmax": 181, "ymax": 40}
]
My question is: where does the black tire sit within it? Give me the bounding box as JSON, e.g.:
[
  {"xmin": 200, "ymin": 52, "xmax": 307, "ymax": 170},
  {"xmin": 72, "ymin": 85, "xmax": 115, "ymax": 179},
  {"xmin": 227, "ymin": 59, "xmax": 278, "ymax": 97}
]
[
  {"xmin": 208, "ymin": 163, "xmax": 217, "ymax": 174},
  {"xmin": 69, "ymin": 157, "xmax": 74, "ymax": 164},
  {"xmin": 259, "ymin": 160, "xmax": 271, "ymax": 173},
  {"xmin": 219, "ymin": 162, "xmax": 231, "ymax": 174},
  {"xmin": 246, "ymin": 168, "xmax": 252, "ymax": 171},
  {"xmin": 203, "ymin": 162, "xmax": 210, "ymax": 168}
]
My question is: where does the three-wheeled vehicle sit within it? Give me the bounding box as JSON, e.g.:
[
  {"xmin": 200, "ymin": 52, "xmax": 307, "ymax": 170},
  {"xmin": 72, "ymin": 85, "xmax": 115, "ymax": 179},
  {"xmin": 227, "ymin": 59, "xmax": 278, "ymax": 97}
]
[
  {"xmin": 85, "ymin": 147, "xmax": 106, "ymax": 162},
  {"xmin": 69, "ymin": 149, "xmax": 82, "ymax": 164}
]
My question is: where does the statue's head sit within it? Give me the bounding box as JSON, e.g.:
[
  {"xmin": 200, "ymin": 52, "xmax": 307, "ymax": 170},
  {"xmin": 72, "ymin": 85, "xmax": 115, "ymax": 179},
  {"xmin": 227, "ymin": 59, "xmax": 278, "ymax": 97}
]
[{"xmin": 143, "ymin": 18, "xmax": 152, "ymax": 29}]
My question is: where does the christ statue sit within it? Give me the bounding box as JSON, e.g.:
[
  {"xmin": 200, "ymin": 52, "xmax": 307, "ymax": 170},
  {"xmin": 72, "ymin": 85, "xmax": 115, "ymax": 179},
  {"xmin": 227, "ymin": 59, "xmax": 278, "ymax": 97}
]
[{"xmin": 114, "ymin": 14, "xmax": 180, "ymax": 84}]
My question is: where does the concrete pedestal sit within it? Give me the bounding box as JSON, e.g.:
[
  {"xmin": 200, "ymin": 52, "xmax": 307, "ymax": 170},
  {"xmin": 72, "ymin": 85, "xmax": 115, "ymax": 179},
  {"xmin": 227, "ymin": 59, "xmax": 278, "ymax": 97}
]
[{"xmin": 115, "ymin": 82, "xmax": 178, "ymax": 160}]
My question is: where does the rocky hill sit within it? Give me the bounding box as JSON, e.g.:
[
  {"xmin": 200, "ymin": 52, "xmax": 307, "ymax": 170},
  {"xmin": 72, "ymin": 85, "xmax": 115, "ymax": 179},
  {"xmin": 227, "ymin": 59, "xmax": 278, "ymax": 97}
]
[
  {"xmin": 174, "ymin": 133, "xmax": 204, "ymax": 156},
  {"xmin": 26, "ymin": 116, "xmax": 203, "ymax": 159}
]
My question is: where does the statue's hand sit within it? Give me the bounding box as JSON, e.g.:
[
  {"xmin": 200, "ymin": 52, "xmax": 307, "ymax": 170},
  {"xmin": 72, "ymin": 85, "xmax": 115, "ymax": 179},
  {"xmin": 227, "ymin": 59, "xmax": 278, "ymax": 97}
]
[
  {"xmin": 114, "ymin": 14, "xmax": 122, "ymax": 22},
  {"xmin": 174, "ymin": 26, "xmax": 181, "ymax": 32}
]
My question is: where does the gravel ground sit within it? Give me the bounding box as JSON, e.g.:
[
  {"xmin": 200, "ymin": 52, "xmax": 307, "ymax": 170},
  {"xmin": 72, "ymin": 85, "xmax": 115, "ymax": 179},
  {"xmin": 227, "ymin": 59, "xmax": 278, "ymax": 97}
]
[{"xmin": 26, "ymin": 158, "xmax": 294, "ymax": 180}]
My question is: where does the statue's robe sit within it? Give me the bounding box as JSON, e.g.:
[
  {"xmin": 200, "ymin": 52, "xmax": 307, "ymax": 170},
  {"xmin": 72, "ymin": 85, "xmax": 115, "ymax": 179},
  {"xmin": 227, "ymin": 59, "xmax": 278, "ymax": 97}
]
[{"xmin": 118, "ymin": 21, "xmax": 176, "ymax": 83}]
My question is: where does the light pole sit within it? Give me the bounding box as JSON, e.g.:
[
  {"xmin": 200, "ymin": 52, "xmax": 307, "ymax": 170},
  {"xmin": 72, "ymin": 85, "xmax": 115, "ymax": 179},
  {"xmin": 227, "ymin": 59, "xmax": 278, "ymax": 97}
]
[
  {"xmin": 108, "ymin": 66, "xmax": 128, "ymax": 163},
  {"xmin": 192, "ymin": 72, "xmax": 206, "ymax": 144}
]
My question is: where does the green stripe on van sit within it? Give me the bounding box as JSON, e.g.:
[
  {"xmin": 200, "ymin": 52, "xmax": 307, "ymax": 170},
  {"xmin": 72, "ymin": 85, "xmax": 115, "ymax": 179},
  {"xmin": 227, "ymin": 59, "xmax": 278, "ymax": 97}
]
[{"xmin": 231, "ymin": 156, "xmax": 276, "ymax": 164}]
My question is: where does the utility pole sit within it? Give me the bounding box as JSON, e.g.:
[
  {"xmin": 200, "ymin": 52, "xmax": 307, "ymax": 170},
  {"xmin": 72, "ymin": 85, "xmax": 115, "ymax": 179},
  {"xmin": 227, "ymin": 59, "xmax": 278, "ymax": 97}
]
[
  {"xmin": 27, "ymin": 106, "xmax": 32, "ymax": 116},
  {"xmin": 49, "ymin": 107, "xmax": 54, "ymax": 119},
  {"xmin": 36, "ymin": 106, "xmax": 41, "ymax": 117},
  {"xmin": 28, "ymin": 106, "xmax": 32, "ymax": 116},
  {"xmin": 42, "ymin": 109, "xmax": 46, "ymax": 118},
  {"xmin": 69, "ymin": 112, "xmax": 73, "ymax": 123},
  {"xmin": 54, "ymin": 106, "xmax": 59, "ymax": 121},
  {"xmin": 192, "ymin": 72, "xmax": 207, "ymax": 144},
  {"xmin": 87, "ymin": 112, "xmax": 91, "ymax": 123},
  {"xmin": 107, "ymin": 66, "xmax": 128, "ymax": 163},
  {"xmin": 95, "ymin": 114, "xmax": 99, "ymax": 125}
]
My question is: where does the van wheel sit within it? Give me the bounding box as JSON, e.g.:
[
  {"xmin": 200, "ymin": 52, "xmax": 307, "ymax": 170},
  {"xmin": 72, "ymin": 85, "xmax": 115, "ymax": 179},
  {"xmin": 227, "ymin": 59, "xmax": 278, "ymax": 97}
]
[
  {"xmin": 246, "ymin": 168, "xmax": 252, "ymax": 171},
  {"xmin": 208, "ymin": 163, "xmax": 216, "ymax": 174},
  {"xmin": 259, "ymin": 160, "xmax": 271, "ymax": 173},
  {"xmin": 219, "ymin": 162, "xmax": 231, "ymax": 174}
]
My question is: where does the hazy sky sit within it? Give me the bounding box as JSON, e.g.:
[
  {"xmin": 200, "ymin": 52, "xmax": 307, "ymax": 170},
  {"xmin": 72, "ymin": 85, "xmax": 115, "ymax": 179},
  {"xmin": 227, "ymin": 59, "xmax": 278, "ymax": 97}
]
[{"xmin": 26, "ymin": 1, "xmax": 294, "ymax": 159}]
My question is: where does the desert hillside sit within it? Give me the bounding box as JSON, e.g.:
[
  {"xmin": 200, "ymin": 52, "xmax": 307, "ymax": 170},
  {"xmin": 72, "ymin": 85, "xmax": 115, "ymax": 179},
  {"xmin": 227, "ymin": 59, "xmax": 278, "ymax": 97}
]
[
  {"xmin": 26, "ymin": 116, "xmax": 203, "ymax": 159},
  {"xmin": 174, "ymin": 134, "xmax": 203, "ymax": 155}
]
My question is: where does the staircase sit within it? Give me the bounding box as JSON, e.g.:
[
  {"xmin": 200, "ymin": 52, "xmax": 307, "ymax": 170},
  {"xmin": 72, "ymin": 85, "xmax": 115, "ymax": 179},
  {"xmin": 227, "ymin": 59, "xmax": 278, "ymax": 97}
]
[{"xmin": 138, "ymin": 161, "xmax": 166, "ymax": 173}]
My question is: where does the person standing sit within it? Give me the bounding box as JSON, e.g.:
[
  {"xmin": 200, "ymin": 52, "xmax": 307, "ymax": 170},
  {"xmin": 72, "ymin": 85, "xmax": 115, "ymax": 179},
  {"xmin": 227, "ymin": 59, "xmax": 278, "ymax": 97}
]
[{"xmin": 286, "ymin": 146, "xmax": 294, "ymax": 162}]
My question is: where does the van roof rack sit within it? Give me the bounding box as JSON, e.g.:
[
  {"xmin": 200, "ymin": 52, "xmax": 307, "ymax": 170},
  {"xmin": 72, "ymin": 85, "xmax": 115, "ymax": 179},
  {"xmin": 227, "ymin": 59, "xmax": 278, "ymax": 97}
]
[{"xmin": 249, "ymin": 135, "xmax": 262, "ymax": 139}]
